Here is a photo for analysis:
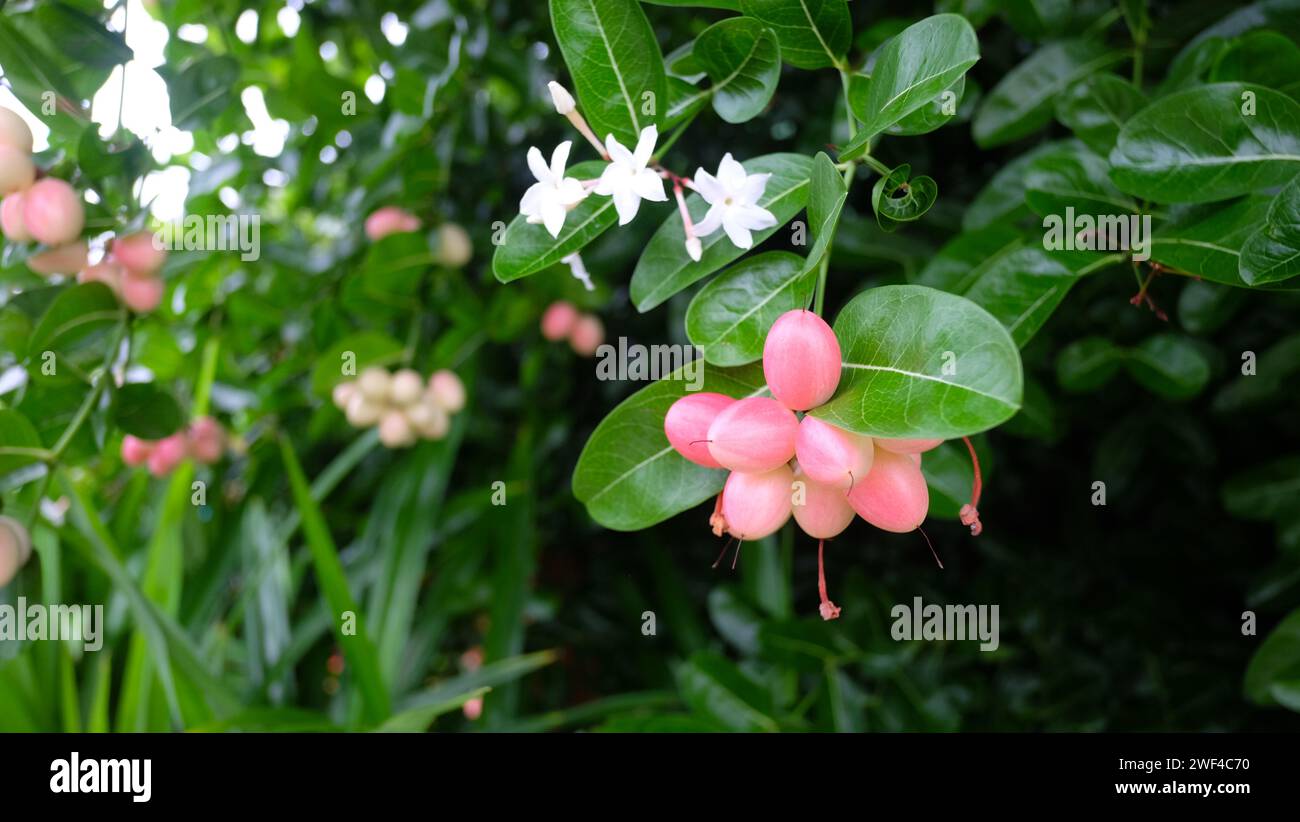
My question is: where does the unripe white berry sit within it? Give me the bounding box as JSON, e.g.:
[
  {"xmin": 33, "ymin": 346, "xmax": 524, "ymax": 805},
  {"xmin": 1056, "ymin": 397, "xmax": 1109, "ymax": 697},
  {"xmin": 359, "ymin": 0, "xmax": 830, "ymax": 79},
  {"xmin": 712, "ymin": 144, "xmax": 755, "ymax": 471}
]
[
  {"xmin": 357, "ymin": 366, "xmax": 391, "ymax": 402},
  {"xmin": 405, "ymin": 399, "xmax": 449, "ymax": 440},
  {"xmin": 0, "ymin": 145, "xmax": 35, "ymax": 196},
  {"xmin": 389, "ymin": 369, "xmax": 424, "ymax": 406},
  {"xmin": 346, "ymin": 393, "xmax": 382, "ymax": 427},
  {"xmin": 0, "ymin": 107, "xmax": 34, "ymax": 153},
  {"xmin": 378, "ymin": 409, "xmax": 415, "ymax": 447},
  {"xmin": 428, "ymin": 369, "xmax": 466, "ymax": 413},
  {"xmin": 0, "ymin": 515, "xmax": 33, "ymax": 588},
  {"xmin": 332, "ymin": 381, "xmax": 356, "ymax": 410}
]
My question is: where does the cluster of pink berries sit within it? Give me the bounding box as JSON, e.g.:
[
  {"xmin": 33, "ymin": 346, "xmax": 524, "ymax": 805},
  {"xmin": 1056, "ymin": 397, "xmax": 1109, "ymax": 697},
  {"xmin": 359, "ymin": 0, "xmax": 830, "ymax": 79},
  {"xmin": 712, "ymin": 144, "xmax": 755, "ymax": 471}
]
[
  {"xmin": 363, "ymin": 205, "xmax": 473, "ymax": 268},
  {"xmin": 540, "ymin": 300, "xmax": 604, "ymax": 357},
  {"xmin": 332, "ymin": 366, "xmax": 466, "ymax": 448},
  {"xmin": 0, "ymin": 515, "xmax": 32, "ymax": 588},
  {"xmin": 663, "ymin": 310, "xmax": 982, "ymax": 620},
  {"xmin": 0, "ymin": 107, "xmax": 166, "ymax": 312},
  {"xmin": 121, "ymin": 416, "xmax": 225, "ymax": 477}
]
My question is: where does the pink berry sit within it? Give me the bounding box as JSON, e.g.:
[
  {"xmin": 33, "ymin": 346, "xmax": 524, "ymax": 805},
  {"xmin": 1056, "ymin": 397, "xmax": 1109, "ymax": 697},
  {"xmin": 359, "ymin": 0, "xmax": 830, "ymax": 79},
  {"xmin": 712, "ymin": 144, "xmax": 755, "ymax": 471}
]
[
  {"xmin": 569, "ymin": 314, "xmax": 604, "ymax": 357},
  {"xmin": 875, "ymin": 437, "xmax": 943, "ymax": 455},
  {"xmin": 791, "ymin": 465, "xmax": 856, "ymax": 539},
  {"xmin": 428, "ymin": 369, "xmax": 466, "ymax": 413},
  {"xmin": 364, "ymin": 206, "xmax": 421, "ymax": 241},
  {"xmin": 121, "ymin": 435, "xmax": 153, "ymax": 466},
  {"xmin": 762, "ymin": 310, "xmax": 841, "ymax": 411},
  {"xmin": 795, "ymin": 416, "xmax": 874, "ymax": 490},
  {"xmin": 706, "ymin": 396, "xmax": 798, "ymax": 473},
  {"xmin": 78, "ymin": 260, "xmax": 125, "ymax": 292},
  {"xmin": 28, "ymin": 241, "xmax": 88, "ymax": 275},
  {"xmin": 664, "ymin": 392, "xmax": 734, "ymax": 469},
  {"xmin": 147, "ymin": 433, "xmax": 188, "ymax": 477},
  {"xmin": 721, "ymin": 465, "xmax": 794, "ymax": 541},
  {"xmin": 21, "ymin": 178, "xmax": 84, "ymax": 246},
  {"xmin": 847, "ymin": 446, "xmax": 929, "ymax": 533},
  {"xmin": 120, "ymin": 271, "xmax": 163, "ymax": 313},
  {"xmin": 0, "ymin": 145, "xmax": 34, "ymax": 195},
  {"xmin": 540, "ymin": 301, "xmax": 579, "ymax": 341},
  {"xmin": 188, "ymin": 416, "xmax": 224, "ymax": 464},
  {"xmin": 112, "ymin": 231, "xmax": 166, "ymax": 276},
  {"xmin": 0, "ymin": 515, "xmax": 33, "ymax": 588},
  {"xmin": 1, "ymin": 192, "xmax": 31, "ymax": 242}
]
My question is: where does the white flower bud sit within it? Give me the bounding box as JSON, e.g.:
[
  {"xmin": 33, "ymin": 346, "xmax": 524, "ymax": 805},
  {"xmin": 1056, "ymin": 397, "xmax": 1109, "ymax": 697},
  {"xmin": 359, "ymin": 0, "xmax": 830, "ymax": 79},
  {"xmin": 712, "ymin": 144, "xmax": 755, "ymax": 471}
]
[
  {"xmin": 685, "ymin": 236, "xmax": 702, "ymax": 262},
  {"xmin": 547, "ymin": 81, "xmax": 576, "ymax": 115}
]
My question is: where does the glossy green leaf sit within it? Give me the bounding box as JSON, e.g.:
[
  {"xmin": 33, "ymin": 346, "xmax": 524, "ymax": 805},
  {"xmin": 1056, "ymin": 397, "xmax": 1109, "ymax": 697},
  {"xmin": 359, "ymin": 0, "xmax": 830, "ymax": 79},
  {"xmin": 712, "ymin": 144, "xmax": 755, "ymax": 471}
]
[
  {"xmin": 810, "ymin": 285, "xmax": 1023, "ymax": 438},
  {"xmin": 1056, "ymin": 336, "xmax": 1123, "ymax": 393},
  {"xmin": 739, "ymin": 0, "xmax": 850, "ymax": 70},
  {"xmin": 35, "ymin": 2, "xmax": 132, "ymax": 69},
  {"xmin": 572, "ymin": 362, "xmax": 766, "ymax": 531},
  {"xmin": 110, "ymin": 383, "xmax": 185, "ymax": 440},
  {"xmin": 631, "ymin": 153, "xmax": 813, "ymax": 311},
  {"xmin": 962, "ymin": 140, "xmax": 1073, "ymax": 230},
  {"xmin": 1150, "ymin": 196, "xmax": 1280, "ymax": 287},
  {"xmin": 0, "ymin": 409, "xmax": 44, "ymax": 477},
  {"xmin": 960, "ymin": 246, "xmax": 1090, "ymax": 347},
  {"xmin": 694, "ymin": 18, "xmax": 781, "ymax": 124},
  {"xmin": 840, "ymin": 14, "xmax": 978, "ymax": 156},
  {"xmin": 28, "ymin": 282, "xmax": 121, "ymax": 357},
  {"xmin": 1210, "ymin": 30, "xmax": 1300, "ymax": 96},
  {"xmin": 973, "ymin": 39, "xmax": 1122, "ymax": 148},
  {"xmin": 674, "ymin": 651, "xmax": 778, "ymax": 731},
  {"xmin": 166, "ymin": 56, "xmax": 240, "ymax": 130},
  {"xmin": 1054, "ymin": 74, "xmax": 1147, "ymax": 155},
  {"xmin": 493, "ymin": 160, "xmax": 620, "ymax": 283},
  {"xmin": 1240, "ymin": 174, "xmax": 1300, "ymax": 285},
  {"xmin": 549, "ymin": 0, "xmax": 666, "ymax": 146},
  {"xmin": 1110, "ymin": 84, "xmax": 1300, "ymax": 203},
  {"xmin": 1245, "ymin": 608, "xmax": 1300, "ymax": 706},
  {"xmin": 1023, "ymin": 141, "xmax": 1136, "ymax": 217},
  {"xmin": 915, "ymin": 225, "xmax": 1024, "ymax": 293},
  {"xmin": 685, "ymin": 252, "xmax": 812, "ymax": 366},
  {"xmin": 1123, "ymin": 334, "xmax": 1211, "ymax": 400},
  {"xmin": 1224, "ymin": 455, "xmax": 1300, "ymax": 521},
  {"xmin": 309, "ymin": 331, "xmax": 405, "ymax": 396}
]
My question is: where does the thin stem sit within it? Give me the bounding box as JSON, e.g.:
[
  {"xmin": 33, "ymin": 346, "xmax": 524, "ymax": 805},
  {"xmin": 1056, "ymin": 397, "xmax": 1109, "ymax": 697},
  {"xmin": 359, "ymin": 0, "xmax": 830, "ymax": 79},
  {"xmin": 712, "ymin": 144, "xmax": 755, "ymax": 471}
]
[
  {"xmin": 811, "ymin": 250, "xmax": 830, "ymax": 316},
  {"xmin": 839, "ymin": 69, "xmax": 858, "ymax": 142},
  {"xmin": 858, "ymin": 153, "xmax": 891, "ymax": 177}
]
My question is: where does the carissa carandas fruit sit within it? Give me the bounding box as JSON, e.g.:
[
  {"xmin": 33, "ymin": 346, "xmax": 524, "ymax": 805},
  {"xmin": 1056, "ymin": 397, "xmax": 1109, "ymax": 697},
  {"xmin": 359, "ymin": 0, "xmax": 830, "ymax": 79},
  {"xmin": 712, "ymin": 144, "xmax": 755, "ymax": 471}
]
[{"xmin": 662, "ymin": 309, "xmax": 987, "ymax": 621}]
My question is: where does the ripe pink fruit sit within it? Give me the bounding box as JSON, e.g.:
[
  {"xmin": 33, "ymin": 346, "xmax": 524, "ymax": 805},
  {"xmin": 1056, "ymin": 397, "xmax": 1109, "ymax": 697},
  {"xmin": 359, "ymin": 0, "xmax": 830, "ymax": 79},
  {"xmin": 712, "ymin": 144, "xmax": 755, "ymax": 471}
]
[
  {"xmin": 78, "ymin": 260, "xmax": 125, "ymax": 291},
  {"xmin": 762, "ymin": 310, "xmax": 841, "ymax": 411},
  {"xmin": 331, "ymin": 381, "xmax": 356, "ymax": 410},
  {"xmin": 569, "ymin": 314, "xmax": 604, "ymax": 357},
  {"xmin": 428, "ymin": 369, "xmax": 466, "ymax": 413},
  {"xmin": 720, "ymin": 465, "xmax": 794, "ymax": 540},
  {"xmin": 22, "ymin": 178, "xmax": 84, "ymax": 246},
  {"xmin": 0, "ymin": 515, "xmax": 33, "ymax": 588},
  {"xmin": 795, "ymin": 416, "xmax": 873, "ymax": 490},
  {"xmin": 791, "ymin": 465, "xmax": 855, "ymax": 539},
  {"xmin": 147, "ymin": 433, "xmax": 188, "ymax": 477},
  {"xmin": 0, "ymin": 108, "xmax": 33, "ymax": 153},
  {"xmin": 378, "ymin": 409, "xmax": 415, "ymax": 447},
  {"xmin": 188, "ymin": 417, "xmax": 224, "ymax": 464},
  {"xmin": 112, "ymin": 232, "xmax": 166, "ymax": 275},
  {"xmin": 664, "ymin": 392, "xmax": 734, "ymax": 469},
  {"xmin": 847, "ymin": 446, "xmax": 929, "ymax": 533},
  {"xmin": 875, "ymin": 437, "xmax": 943, "ymax": 455},
  {"xmin": 706, "ymin": 396, "xmax": 798, "ymax": 473},
  {"xmin": 120, "ymin": 271, "xmax": 163, "ymax": 313},
  {"xmin": 364, "ymin": 206, "xmax": 421, "ymax": 241},
  {"xmin": 121, "ymin": 435, "xmax": 153, "ymax": 466},
  {"xmin": 28, "ymin": 241, "xmax": 88, "ymax": 275},
  {"xmin": 1, "ymin": 192, "xmax": 31, "ymax": 241},
  {"xmin": 540, "ymin": 301, "xmax": 579, "ymax": 341},
  {"xmin": 0, "ymin": 145, "xmax": 35, "ymax": 195}
]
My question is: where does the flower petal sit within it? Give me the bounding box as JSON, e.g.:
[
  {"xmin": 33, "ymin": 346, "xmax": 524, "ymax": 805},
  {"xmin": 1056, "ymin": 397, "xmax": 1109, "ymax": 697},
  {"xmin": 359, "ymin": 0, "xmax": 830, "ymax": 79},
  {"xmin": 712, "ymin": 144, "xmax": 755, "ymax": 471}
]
[
  {"xmin": 632, "ymin": 169, "xmax": 667, "ymax": 202},
  {"xmin": 633, "ymin": 125, "xmax": 658, "ymax": 168},
  {"xmin": 519, "ymin": 182, "xmax": 545, "ymax": 217},
  {"xmin": 542, "ymin": 200, "xmax": 567, "ymax": 238},
  {"xmin": 717, "ymin": 153, "xmax": 747, "ymax": 190},
  {"xmin": 694, "ymin": 204, "xmax": 724, "ymax": 237},
  {"xmin": 739, "ymin": 172, "xmax": 771, "ymax": 205},
  {"xmin": 527, "ymin": 146, "xmax": 552, "ymax": 183},
  {"xmin": 556, "ymin": 177, "xmax": 588, "ymax": 207},
  {"xmin": 612, "ymin": 187, "xmax": 641, "ymax": 225},
  {"xmin": 605, "ymin": 133, "xmax": 633, "ymax": 165},
  {"xmin": 550, "ymin": 141, "xmax": 572, "ymax": 179},
  {"xmin": 692, "ymin": 169, "xmax": 724, "ymax": 204},
  {"xmin": 592, "ymin": 164, "xmax": 621, "ymax": 196},
  {"xmin": 722, "ymin": 212, "xmax": 754, "ymax": 249},
  {"xmin": 733, "ymin": 203, "xmax": 778, "ymax": 231}
]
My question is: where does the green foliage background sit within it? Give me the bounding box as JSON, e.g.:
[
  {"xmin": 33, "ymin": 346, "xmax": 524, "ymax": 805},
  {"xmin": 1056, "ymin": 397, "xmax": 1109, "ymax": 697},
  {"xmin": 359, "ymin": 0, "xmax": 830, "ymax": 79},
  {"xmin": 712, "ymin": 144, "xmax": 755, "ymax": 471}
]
[{"xmin": 2, "ymin": 0, "xmax": 1300, "ymax": 731}]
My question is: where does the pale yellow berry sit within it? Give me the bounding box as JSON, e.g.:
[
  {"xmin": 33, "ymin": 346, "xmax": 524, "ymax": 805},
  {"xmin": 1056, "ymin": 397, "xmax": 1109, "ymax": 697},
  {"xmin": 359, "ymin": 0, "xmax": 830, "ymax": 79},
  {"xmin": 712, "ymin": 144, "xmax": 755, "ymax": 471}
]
[
  {"xmin": 357, "ymin": 366, "xmax": 391, "ymax": 402},
  {"xmin": 405, "ymin": 399, "xmax": 449, "ymax": 440},
  {"xmin": 346, "ymin": 393, "xmax": 382, "ymax": 427},
  {"xmin": 436, "ymin": 222, "xmax": 473, "ymax": 267},
  {"xmin": 0, "ymin": 107, "xmax": 34, "ymax": 153},
  {"xmin": 378, "ymin": 409, "xmax": 415, "ymax": 447},
  {"xmin": 0, "ymin": 515, "xmax": 33, "ymax": 588},
  {"xmin": 332, "ymin": 381, "xmax": 356, "ymax": 410},
  {"xmin": 390, "ymin": 369, "xmax": 424, "ymax": 406}
]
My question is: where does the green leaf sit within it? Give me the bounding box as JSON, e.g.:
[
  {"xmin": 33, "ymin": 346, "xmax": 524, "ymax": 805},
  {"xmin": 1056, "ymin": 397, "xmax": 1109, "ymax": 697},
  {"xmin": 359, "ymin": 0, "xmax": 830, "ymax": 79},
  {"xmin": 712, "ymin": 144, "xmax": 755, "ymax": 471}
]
[
  {"xmin": 1054, "ymin": 74, "xmax": 1147, "ymax": 155},
  {"xmin": 110, "ymin": 383, "xmax": 185, "ymax": 440},
  {"xmin": 1123, "ymin": 334, "xmax": 1211, "ymax": 400},
  {"xmin": 685, "ymin": 252, "xmax": 812, "ymax": 366},
  {"xmin": 1240, "ymin": 174, "xmax": 1300, "ymax": 285},
  {"xmin": 1110, "ymin": 83, "xmax": 1300, "ymax": 203},
  {"xmin": 1210, "ymin": 30, "xmax": 1300, "ymax": 96},
  {"xmin": 922, "ymin": 437, "xmax": 992, "ymax": 519},
  {"xmin": 28, "ymin": 283, "xmax": 121, "ymax": 357},
  {"xmin": 572, "ymin": 362, "xmax": 766, "ymax": 531},
  {"xmin": 973, "ymin": 39, "xmax": 1122, "ymax": 148},
  {"xmin": 384, "ymin": 650, "xmax": 558, "ymax": 732},
  {"xmin": 674, "ymin": 651, "xmax": 778, "ymax": 731},
  {"xmin": 166, "ymin": 56, "xmax": 240, "ymax": 130},
  {"xmin": 0, "ymin": 409, "xmax": 44, "ymax": 477},
  {"xmin": 915, "ymin": 225, "xmax": 1023, "ymax": 293},
  {"xmin": 810, "ymin": 285, "xmax": 1024, "ymax": 438},
  {"xmin": 839, "ymin": 14, "xmax": 978, "ymax": 156},
  {"xmin": 643, "ymin": 0, "xmax": 740, "ymax": 9},
  {"xmin": 1150, "ymin": 196, "xmax": 1280, "ymax": 287},
  {"xmin": 693, "ymin": 17, "xmax": 781, "ymax": 124},
  {"xmin": 1224, "ymin": 455, "xmax": 1300, "ymax": 521},
  {"xmin": 1003, "ymin": 0, "xmax": 1071, "ymax": 39},
  {"xmin": 493, "ymin": 160, "xmax": 618, "ymax": 283},
  {"xmin": 739, "ymin": 0, "xmax": 851, "ymax": 70},
  {"xmin": 962, "ymin": 140, "xmax": 1073, "ymax": 231},
  {"xmin": 1023, "ymin": 141, "xmax": 1136, "ymax": 217},
  {"xmin": 960, "ymin": 246, "xmax": 1091, "ymax": 347},
  {"xmin": 310, "ymin": 331, "xmax": 404, "ymax": 396},
  {"xmin": 549, "ymin": 0, "xmax": 666, "ymax": 146},
  {"xmin": 631, "ymin": 153, "xmax": 813, "ymax": 311},
  {"xmin": 1245, "ymin": 608, "xmax": 1300, "ymax": 707},
  {"xmin": 888, "ymin": 76, "xmax": 967, "ymax": 137},
  {"xmin": 35, "ymin": 2, "xmax": 133, "ymax": 69},
  {"xmin": 279, "ymin": 436, "xmax": 391, "ymax": 725},
  {"xmin": 871, "ymin": 163, "xmax": 937, "ymax": 230},
  {"xmin": 1056, "ymin": 336, "xmax": 1123, "ymax": 393}
]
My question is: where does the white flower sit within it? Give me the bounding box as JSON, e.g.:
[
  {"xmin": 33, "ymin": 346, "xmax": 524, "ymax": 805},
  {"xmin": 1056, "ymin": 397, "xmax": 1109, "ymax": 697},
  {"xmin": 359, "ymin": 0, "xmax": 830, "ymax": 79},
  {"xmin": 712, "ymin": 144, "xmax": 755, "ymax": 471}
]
[
  {"xmin": 594, "ymin": 125, "xmax": 667, "ymax": 225},
  {"xmin": 561, "ymin": 251, "xmax": 594, "ymax": 291},
  {"xmin": 519, "ymin": 141, "xmax": 587, "ymax": 238},
  {"xmin": 547, "ymin": 81, "xmax": 576, "ymax": 115},
  {"xmin": 692, "ymin": 153, "xmax": 778, "ymax": 250}
]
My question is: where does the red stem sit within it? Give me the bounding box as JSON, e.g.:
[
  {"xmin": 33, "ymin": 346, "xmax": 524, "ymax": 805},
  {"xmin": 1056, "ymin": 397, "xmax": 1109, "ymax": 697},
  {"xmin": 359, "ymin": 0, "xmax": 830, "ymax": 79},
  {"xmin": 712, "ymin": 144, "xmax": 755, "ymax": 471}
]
[
  {"xmin": 959, "ymin": 436, "xmax": 983, "ymax": 536},
  {"xmin": 818, "ymin": 540, "xmax": 841, "ymax": 621}
]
